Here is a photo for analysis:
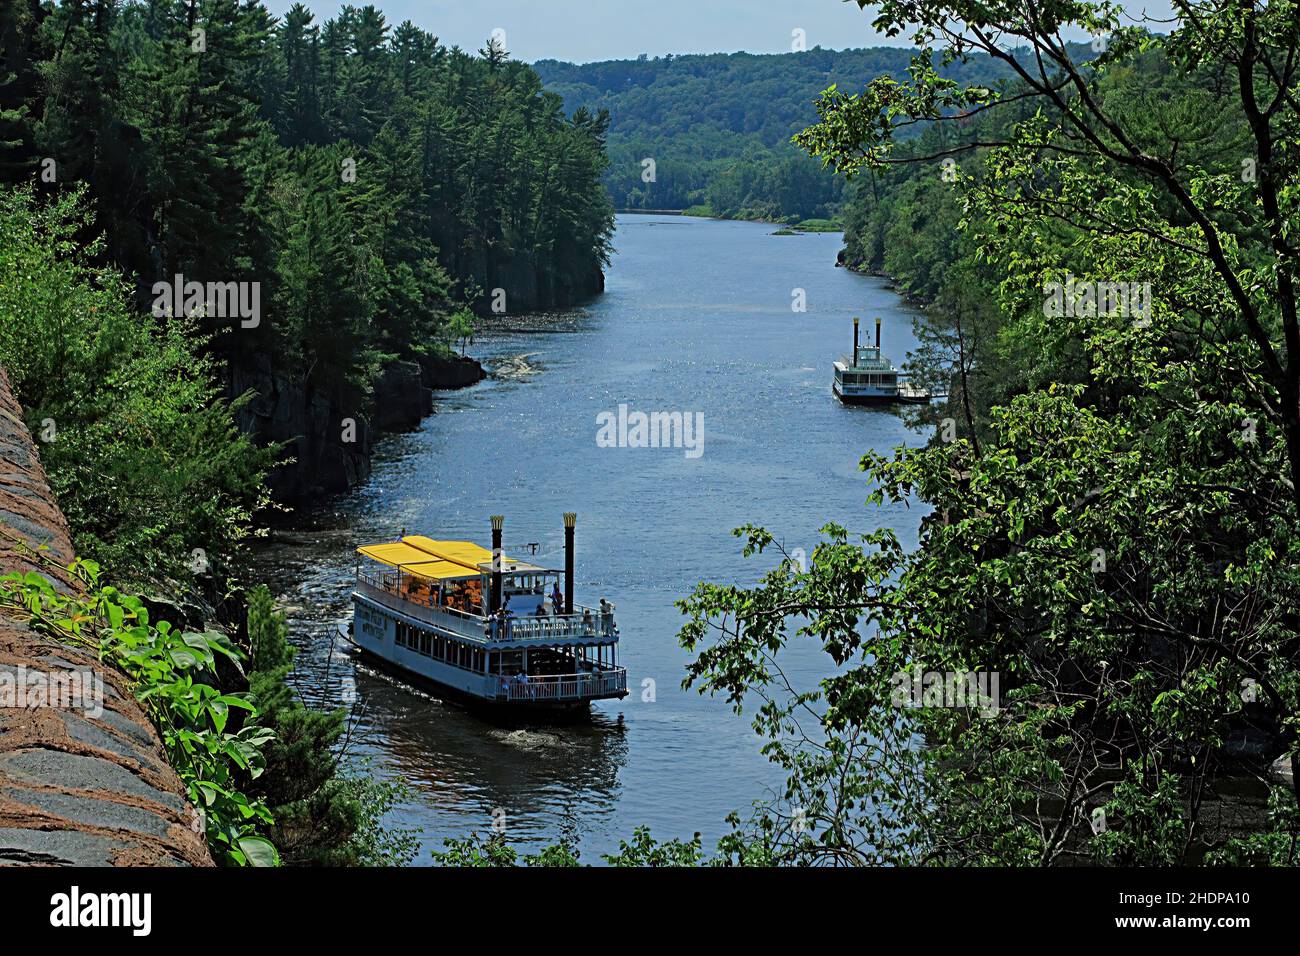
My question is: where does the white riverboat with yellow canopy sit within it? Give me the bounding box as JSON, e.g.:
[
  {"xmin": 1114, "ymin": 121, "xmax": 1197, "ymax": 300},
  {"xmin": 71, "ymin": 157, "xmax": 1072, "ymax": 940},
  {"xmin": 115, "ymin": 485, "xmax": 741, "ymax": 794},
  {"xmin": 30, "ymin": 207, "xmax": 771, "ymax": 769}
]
[{"xmin": 344, "ymin": 514, "xmax": 626, "ymax": 712}]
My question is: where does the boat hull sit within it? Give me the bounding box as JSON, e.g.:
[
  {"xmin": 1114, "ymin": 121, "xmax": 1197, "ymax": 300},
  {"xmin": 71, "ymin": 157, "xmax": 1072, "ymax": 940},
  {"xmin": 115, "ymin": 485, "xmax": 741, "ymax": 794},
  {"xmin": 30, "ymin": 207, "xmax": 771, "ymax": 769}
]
[
  {"xmin": 833, "ymin": 381, "xmax": 931, "ymax": 405},
  {"xmin": 339, "ymin": 625, "xmax": 597, "ymax": 718},
  {"xmin": 343, "ymin": 592, "xmax": 628, "ymax": 717}
]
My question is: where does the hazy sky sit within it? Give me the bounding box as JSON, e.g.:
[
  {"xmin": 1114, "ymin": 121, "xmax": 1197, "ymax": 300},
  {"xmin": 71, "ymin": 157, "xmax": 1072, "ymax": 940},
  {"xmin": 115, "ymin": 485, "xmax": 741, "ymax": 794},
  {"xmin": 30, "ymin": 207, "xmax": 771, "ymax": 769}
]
[{"xmin": 263, "ymin": 0, "xmax": 1179, "ymax": 64}]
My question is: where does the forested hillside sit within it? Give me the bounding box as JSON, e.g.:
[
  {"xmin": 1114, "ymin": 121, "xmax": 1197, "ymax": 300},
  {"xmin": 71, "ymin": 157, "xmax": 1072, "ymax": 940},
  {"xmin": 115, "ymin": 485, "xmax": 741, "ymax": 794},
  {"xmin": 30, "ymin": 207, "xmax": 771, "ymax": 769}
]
[
  {"xmin": 1, "ymin": 0, "xmax": 614, "ymax": 521},
  {"xmin": 535, "ymin": 46, "xmax": 1023, "ymax": 221},
  {"xmin": 677, "ymin": 2, "xmax": 1300, "ymax": 866}
]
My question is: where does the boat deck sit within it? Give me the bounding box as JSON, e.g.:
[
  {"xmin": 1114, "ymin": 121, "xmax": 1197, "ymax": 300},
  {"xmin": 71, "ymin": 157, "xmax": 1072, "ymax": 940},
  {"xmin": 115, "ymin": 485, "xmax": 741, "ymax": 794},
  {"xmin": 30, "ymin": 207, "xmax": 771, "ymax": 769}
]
[
  {"xmin": 356, "ymin": 577, "xmax": 616, "ymax": 649},
  {"xmin": 350, "ymin": 523, "xmax": 627, "ymax": 707}
]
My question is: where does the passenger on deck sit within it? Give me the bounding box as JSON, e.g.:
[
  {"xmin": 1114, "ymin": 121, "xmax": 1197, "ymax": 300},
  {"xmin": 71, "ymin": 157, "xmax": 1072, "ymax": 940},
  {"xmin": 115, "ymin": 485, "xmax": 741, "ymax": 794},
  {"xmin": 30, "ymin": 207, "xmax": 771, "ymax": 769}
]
[{"xmin": 551, "ymin": 583, "xmax": 564, "ymax": 615}]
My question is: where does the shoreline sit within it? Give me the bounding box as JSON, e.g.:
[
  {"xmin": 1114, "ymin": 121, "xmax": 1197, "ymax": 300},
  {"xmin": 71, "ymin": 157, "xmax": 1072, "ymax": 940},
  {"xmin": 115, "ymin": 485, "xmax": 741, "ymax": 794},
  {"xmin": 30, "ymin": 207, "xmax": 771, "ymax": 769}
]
[{"xmin": 617, "ymin": 208, "xmax": 842, "ymax": 232}]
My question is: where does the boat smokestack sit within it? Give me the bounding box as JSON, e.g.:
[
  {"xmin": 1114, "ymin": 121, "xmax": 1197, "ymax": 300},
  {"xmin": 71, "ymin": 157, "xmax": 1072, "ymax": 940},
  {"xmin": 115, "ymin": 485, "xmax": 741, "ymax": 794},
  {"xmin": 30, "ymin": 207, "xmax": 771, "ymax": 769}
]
[
  {"xmin": 852, "ymin": 317, "xmax": 859, "ymax": 367},
  {"xmin": 875, "ymin": 316, "xmax": 881, "ymax": 349},
  {"xmin": 563, "ymin": 512, "xmax": 576, "ymax": 615},
  {"xmin": 490, "ymin": 514, "xmax": 504, "ymax": 612}
]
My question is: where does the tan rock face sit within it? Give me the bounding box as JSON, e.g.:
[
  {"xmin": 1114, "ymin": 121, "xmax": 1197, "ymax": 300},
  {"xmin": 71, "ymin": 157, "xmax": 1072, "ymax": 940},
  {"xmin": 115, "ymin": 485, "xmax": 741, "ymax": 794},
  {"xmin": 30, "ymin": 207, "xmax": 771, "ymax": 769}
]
[{"xmin": 0, "ymin": 366, "xmax": 212, "ymax": 866}]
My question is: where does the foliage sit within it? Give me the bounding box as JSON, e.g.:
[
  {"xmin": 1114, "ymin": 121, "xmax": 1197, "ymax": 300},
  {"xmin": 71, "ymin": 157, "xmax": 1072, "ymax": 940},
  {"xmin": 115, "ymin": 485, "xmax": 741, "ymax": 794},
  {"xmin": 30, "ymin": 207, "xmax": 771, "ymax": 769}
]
[
  {"xmin": 444, "ymin": 308, "xmax": 476, "ymax": 356},
  {"xmin": 429, "ymin": 832, "xmax": 577, "ymax": 867},
  {"xmin": 537, "ymin": 46, "xmax": 1034, "ymax": 220},
  {"xmin": 3, "ymin": 0, "xmax": 614, "ymax": 422},
  {"xmin": 670, "ymin": 0, "xmax": 1300, "ymax": 865},
  {"xmin": 244, "ymin": 586, "xmax": 417, "ymax": 866},
  {"xmin": 430, "ymin": 827, "xmax": 710, "ymax": 867},
  {"xmin": 0, "ymin": 553, "xmax": 277, "ymax": 866},
  {"xmin": 601, "ymin": 827, "xmax": 706, "ymax": 866},
  {"xmin": 0, "ymin": 186, "xmax": 273, "ymax": 586}
]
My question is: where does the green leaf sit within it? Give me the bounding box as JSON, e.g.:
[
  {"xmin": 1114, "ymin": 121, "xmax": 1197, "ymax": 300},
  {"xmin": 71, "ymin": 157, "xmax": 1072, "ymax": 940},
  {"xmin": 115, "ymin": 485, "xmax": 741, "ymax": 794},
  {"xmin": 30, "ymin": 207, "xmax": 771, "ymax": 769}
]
[{"xmin": 237, "ymin": 835, "xmax": 280, "ymax": 867}]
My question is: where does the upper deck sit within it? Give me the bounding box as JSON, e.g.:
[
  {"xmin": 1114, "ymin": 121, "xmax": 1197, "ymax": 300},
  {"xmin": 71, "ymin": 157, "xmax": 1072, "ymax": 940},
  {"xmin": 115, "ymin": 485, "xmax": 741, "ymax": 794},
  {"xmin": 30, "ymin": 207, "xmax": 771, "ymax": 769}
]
[
  {"xmin": 354, "ymin": 531, "xmax": 618, "ymax": 650},
  {"xmin": 837, "ymin": 343, "xmax": 898, "ymax": 373},
  {"xmin": 355, "ymin": 574, "xmax": 617, "ymax": 649}
]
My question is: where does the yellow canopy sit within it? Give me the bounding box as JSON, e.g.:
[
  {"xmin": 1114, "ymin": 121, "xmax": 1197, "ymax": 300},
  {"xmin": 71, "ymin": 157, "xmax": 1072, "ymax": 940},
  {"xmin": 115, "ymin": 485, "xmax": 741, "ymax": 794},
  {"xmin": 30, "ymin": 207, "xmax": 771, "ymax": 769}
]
[{"xmin": 357, "ymin": 536, "xmax": 545, "ymax": 582}]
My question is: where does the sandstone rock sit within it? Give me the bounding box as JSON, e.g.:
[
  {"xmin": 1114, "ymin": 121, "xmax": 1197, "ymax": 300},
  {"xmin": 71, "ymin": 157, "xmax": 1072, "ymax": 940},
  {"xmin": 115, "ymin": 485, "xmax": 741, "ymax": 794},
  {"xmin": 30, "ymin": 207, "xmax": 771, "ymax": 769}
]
[{"xmin": 0, "ymin": 366, "xmax": 212, "ymax": 867}]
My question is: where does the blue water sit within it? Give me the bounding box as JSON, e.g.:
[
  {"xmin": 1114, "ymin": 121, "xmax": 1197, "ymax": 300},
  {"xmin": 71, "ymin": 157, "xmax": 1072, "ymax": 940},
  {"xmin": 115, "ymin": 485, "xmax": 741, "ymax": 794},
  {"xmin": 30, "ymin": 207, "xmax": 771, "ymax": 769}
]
[{"xmin": 255, "ymin": 214, "xmax": 930, "ymax": 863}]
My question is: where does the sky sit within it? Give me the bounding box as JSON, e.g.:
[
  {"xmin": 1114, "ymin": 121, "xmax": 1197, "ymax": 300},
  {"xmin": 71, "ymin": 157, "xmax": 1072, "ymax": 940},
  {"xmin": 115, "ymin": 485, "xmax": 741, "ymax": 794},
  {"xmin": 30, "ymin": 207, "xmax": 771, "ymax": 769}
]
[{"xmin": 263, "ymin": 0, "xmax": 1180, "ymax": 64}]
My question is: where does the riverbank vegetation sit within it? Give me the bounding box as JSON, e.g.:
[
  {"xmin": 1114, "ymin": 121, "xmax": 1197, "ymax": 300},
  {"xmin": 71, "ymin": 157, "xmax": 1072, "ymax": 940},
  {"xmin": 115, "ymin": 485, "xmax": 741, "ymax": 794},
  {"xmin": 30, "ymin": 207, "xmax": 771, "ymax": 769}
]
[
  {"xmin": 245, "ymin": 586, "xmax": 416, "ymax": 865},
  {"xmin": 0, "ymin": 186, "xmax": 273, "ymax": 587},
  {"xmin": 0, "ymin": 553, "xmax": 277, "ymax": 865},
  {"xmin": 670, "ymin": 0, "xmax": 1300, "ymax": 865}
]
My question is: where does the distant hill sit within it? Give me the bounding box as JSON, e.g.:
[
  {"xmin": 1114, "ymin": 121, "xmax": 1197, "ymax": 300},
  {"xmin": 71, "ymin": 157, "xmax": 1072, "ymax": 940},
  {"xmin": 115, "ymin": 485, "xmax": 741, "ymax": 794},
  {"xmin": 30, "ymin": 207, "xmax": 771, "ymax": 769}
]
[{"xmin": 534, "ymin": 47, "xmax": 1027, "ymax": 222}]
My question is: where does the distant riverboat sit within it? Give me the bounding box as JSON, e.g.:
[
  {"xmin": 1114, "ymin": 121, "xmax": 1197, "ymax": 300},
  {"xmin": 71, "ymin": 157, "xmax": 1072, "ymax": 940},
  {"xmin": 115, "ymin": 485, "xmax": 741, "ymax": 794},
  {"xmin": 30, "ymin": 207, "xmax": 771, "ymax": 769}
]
[
  {"xmin": 833, "ymin": 316, "xmax": 932, "ymax": 405},
  {"xmin": 342, "ymin": 514, "xmax": 627, "ymax": 714}
]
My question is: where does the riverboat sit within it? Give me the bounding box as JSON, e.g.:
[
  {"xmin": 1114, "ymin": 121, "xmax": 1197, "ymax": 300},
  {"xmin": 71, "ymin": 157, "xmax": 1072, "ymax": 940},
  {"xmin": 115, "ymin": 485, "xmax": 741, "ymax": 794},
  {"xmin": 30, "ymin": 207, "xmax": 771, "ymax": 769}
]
[
  {"xmin": 343, "ymin": 514, "xmax": 627, "ymax": 713},
  {"xmin": 833, "ymin": 316, "xmax": 931, "ymax": 405}
]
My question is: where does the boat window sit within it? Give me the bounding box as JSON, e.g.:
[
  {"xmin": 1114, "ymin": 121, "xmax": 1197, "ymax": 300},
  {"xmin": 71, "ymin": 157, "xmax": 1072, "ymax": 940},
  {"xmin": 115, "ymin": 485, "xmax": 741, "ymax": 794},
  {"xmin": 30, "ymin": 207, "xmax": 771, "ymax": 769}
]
[{"xmin": 420, "ymin": 633, "xmax": 432, "ymax": 655}]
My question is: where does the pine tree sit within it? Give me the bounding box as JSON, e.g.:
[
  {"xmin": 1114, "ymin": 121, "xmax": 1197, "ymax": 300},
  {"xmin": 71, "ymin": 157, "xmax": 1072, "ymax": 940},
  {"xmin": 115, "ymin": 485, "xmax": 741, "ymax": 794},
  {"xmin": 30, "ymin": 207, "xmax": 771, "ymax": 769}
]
[{"xmin": 0, "ymin": 0, "xmax": 46, "ymax": 180}]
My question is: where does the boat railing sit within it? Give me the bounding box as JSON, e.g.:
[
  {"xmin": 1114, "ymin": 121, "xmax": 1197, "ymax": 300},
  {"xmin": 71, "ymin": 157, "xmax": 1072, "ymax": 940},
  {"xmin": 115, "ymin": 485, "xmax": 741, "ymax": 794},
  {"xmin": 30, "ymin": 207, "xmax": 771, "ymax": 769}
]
[
  {"xmin": 493, "ymin": 667, "xmax": 628, "ymax": 702},
  {"xmin": 493, "ymin": 611, "xmax": 615, "ymax": 642},
  {"xmin": 356, "ymin": 575, "xmax": 489, "ymax": 639},
  {"xmin": 356, "ymin": 573, "xmax": 617, "ymax": 641}
]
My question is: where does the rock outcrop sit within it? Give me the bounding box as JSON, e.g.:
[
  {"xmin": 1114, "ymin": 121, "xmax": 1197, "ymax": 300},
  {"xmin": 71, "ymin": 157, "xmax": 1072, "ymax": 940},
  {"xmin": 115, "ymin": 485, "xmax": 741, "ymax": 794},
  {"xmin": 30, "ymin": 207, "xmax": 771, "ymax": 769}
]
[
  {"xmin": 228, "ymin": 351, "xmax": 488, "ymax": 503},
  {"xmin": 373, "ymin": 360, "xmax": 432, "ymax": 431},
  {"xmin": 419, "ymin": 352, "xmax": 486, "ymax": 391},
  {"xmin": 0, "ymin": 367, "xmax": 212, "ymax": 866},
  {"xmin": 228, "ymin": 355, "xmax": 375, "ymax": 502}
]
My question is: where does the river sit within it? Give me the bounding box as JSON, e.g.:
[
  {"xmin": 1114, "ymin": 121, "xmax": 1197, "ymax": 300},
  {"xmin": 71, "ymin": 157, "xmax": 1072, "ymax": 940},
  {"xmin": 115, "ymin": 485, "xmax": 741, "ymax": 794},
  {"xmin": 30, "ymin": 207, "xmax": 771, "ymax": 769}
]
[{"xmin": 252, "ymin": 213, "xmax": 930, "ymax": 862}]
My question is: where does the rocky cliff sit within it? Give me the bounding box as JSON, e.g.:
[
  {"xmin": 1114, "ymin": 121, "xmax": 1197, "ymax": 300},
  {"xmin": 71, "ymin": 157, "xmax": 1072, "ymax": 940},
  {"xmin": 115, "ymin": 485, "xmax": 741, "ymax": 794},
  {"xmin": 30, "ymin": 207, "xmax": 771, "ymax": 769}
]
[
  {"xmin": 229, "ymin": 352, "xmax": 486, "ymax": 503},
  {"xmin": 0, "ymin": 367, "xmax": 212, "ymax": 866}
]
